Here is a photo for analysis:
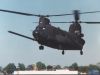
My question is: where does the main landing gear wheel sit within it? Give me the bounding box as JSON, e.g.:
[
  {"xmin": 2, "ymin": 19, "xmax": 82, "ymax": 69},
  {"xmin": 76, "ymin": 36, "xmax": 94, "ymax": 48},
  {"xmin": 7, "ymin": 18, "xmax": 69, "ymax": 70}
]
[
  {"xmin": 39, "ymin": 45, "xmax": 44, "ymax": 50},
  {"xmin": 80, "ymin": 50, "xmax": 83, "ymax": 55},
  {"xmin": 62, "ymin": 50, "xmax": 65, "ymax": 55}
]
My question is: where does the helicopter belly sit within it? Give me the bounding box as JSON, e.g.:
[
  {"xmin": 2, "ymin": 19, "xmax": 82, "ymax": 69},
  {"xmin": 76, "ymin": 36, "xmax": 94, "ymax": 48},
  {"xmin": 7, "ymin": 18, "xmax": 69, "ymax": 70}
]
[
  {"xmin": 37, "ymin": 36, "xmax": 83, "ymax": 50},
  {"xmin": 50, "ymin": 34, "xmax": 84, "ymax": 50}
]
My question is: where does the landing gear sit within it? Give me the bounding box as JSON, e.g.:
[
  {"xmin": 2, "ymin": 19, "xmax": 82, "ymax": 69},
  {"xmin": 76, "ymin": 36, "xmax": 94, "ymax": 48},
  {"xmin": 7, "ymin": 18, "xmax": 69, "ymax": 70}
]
[
  {"xmin": 62, "ymin": 50, "xmax": 65, "ymax": 55},
  {"xmin": 39, "ymin": 45, "xmax": 44, "ymax": 50},
  {"xmin": 80, "ymin": 50, "xmax": 83, "ymax": 55}
]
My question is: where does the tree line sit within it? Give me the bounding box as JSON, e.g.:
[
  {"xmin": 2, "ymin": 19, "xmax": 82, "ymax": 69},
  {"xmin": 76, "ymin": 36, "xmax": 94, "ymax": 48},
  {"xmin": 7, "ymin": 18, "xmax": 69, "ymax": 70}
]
[{"xmin": 0, "ymin": 62, "xmax": 100, "ymax": 74}]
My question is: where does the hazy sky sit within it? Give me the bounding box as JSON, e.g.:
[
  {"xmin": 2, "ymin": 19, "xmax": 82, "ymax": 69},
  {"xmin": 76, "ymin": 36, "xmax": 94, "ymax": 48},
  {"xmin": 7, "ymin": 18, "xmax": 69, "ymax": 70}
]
[{"xmin": 0, "ymin": 0, "xmax": 100, "ymax": 67}]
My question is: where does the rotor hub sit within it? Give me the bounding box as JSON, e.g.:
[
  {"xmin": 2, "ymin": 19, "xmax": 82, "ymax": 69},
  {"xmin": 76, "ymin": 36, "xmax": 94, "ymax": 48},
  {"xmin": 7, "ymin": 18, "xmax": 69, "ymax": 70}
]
[{"xmin": 73, "ymin": 10, "xmax": 80, "ymax": 22}]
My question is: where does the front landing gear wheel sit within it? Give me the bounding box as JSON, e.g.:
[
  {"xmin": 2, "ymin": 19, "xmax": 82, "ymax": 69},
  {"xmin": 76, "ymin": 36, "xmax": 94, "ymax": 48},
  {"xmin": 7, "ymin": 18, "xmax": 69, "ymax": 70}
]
[
  {"xmin": 62, "ymin": 50, "xmax": 65, "ymax": 55},
  {"xmin": 39, "ymin": 45, "xmax": 44, "ymax": 50},
  {"xmin": 80, "ymin": 50, "xmax": 83, "ymax": 55}
]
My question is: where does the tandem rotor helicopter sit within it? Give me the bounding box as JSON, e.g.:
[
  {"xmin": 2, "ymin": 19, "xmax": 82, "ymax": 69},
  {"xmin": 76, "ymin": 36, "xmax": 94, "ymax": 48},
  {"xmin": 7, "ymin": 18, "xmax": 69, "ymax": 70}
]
[{"xmin": 0, "ymin": 9, "xmax": 100, "ymax": 55}]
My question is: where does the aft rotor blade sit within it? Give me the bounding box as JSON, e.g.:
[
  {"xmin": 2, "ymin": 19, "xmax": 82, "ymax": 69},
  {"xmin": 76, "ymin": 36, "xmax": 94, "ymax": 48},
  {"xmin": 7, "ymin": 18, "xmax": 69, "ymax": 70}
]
[
  {"xmin": 0, "ymin": 9, "xmax": 40, "ymax": 16},
  {"xmin": 8, "ymin": 31, "xmax": 35, "ymax": 40},
  {"xmin": 47, "ymin": 11, "xmax": 100, "ymax": 17},
  {"xmin": 80, "ymin": 21, "xmax": 100, "ymax": 24},
  {"xmin": 80, "ymin": 11, "xmax": 100, "ymax": 14},
  {"xmin": 48, "ymin": 11, "xmax": 100, "ymax": 17},
  {"xmin": 50, "ymin": 21, "xmax": 100, "ymax": 24}
]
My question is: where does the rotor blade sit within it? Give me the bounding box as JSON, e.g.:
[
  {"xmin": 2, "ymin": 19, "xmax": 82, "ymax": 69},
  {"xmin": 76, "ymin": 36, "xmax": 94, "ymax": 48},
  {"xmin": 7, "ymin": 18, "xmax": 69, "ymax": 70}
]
[
  {"xmin": 48, "ymin": 11, "xmax": 100, "ymax": 17},
  {"xmin": 50, "ymin": 22, "xmax": 73, "ymax": 23},
  {"xmin": 80, "ymin": 11, "xmax": 100, "ymax": 14},
  {"xmin": 46, "ymin": 14, "xmax": 73, "ymax": 17},
  {"xmin": 33, "ymin": 21, "xmax": 100, "ymax": 24},
  {"xmin": 46, "ymin": 11, "xmax": 100, "ymax": 17},
  {"xmin": 80, "ymin": 21, "xmax": 100, "ymax": 24},
  {"xmin": 1, "ymin": 9, "xmax": 100, "ymax": 17},
  {"xmin": 8, "ymin": 31, "xmax": 35, "ymax": 41},
  {"xmin": 33, "ymin": 22, "xmax": 74, "ymax": 23},
  {"xmin": 50, "ymin": 21, "xmax": 100, "ymax": 24},
  {"xmin": 0, "ymin": 9, "xmax": 40, "ymax": 16},
  {"xmin": 0, "ymin": 9, "xmax": 72, "ymax": 17}
]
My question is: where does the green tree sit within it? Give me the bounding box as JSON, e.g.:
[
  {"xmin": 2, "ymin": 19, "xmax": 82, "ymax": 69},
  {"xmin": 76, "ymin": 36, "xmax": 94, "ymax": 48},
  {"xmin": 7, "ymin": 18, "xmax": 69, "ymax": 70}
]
[
  {"xmin": 18, "ymin": 63, "xmax": 25, "ymax": 70},
  {"xmin": 26, "ymin": 64, "xmax": 36, "ymax": 70},
  {"xmin": 0, "ymin": 66, "xmax": 2, "ymax": 72},
  {"xmin": 54, "ymin": 65, "xmax": 61, "ymax": 69},
  {"xmin": 88, "ymin": 64, "xmax": 100, "ymax": 71},
  {"xmin": 69, "ymin": 62, "xmax": 78, "ymax": 70},
  {"xmin": 47, "ymin": 65, "xmax": 53, "ymax": 70},
  {"xmin": 26, "ymin": 65, "xmax": 33, "ymax": 70},
  {"xmin": 63, "ymin": 66, "xmax": 68, "ymax": 69},
  {"xmin": 36, "ymin": 61, "xmax": 46, "ymax": 70},
  {"xmin": 78, "ymin": 66, "xmax": 89, "ymax": 73},
  {"xmin": 4, "ymin": 63, "xmax": 16, "ymax": 74}
]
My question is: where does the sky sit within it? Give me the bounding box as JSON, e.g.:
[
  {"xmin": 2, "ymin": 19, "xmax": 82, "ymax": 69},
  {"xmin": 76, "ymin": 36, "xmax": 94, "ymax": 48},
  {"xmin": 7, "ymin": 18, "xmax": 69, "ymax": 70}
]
[{"xmin": 0, "ymin": 0, "xmax": 100, "ymax": 67}]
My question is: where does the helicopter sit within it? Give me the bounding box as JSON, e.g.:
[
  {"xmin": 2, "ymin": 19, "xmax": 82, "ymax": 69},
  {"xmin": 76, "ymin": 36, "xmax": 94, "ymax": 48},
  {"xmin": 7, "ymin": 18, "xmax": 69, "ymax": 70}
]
[{"xmin": 0, "ymin": 9, "xmax": 100, "ymax": 55}]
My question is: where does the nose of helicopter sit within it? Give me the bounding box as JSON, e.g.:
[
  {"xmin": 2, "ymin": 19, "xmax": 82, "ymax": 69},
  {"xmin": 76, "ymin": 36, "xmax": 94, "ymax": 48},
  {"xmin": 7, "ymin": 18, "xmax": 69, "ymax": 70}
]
[{"xmin": 33, "ymin": 30, "xmax": 40, "ymax": 40}]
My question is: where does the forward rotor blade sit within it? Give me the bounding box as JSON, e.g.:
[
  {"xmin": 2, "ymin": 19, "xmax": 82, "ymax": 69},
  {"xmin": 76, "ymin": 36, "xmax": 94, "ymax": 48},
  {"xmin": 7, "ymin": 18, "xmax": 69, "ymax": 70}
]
[
  {"xmin": 0, "ymin": 9, "xmax": 72, "ymax": 17},
  {"xmin": 33, "ymin": 21, "xmax": 100, "ymax": 24},
  {"xmin": 8, "ymin": 31, "xmax": 35, "ymax": 40},
  {"xmin": 50, "ymin": 22, "xmax": 73, "ymax": 23},
  {"xmin": 0, "ymin": 9, "xmax": 40, "ymax": 16},
  {"xmin": 46, "ymin": 14, "xmax": 73, "ymax": 17},
  {"xmin": 33, "ymin": 22, "xmax": 74, "ymax": 23}
]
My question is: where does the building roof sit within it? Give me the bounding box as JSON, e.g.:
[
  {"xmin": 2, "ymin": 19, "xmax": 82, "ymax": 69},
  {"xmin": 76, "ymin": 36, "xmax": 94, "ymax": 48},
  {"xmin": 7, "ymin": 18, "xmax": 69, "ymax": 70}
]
[{"xmin": 14, "ymin": 69, "xmax": 78, "ymax": 74}]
